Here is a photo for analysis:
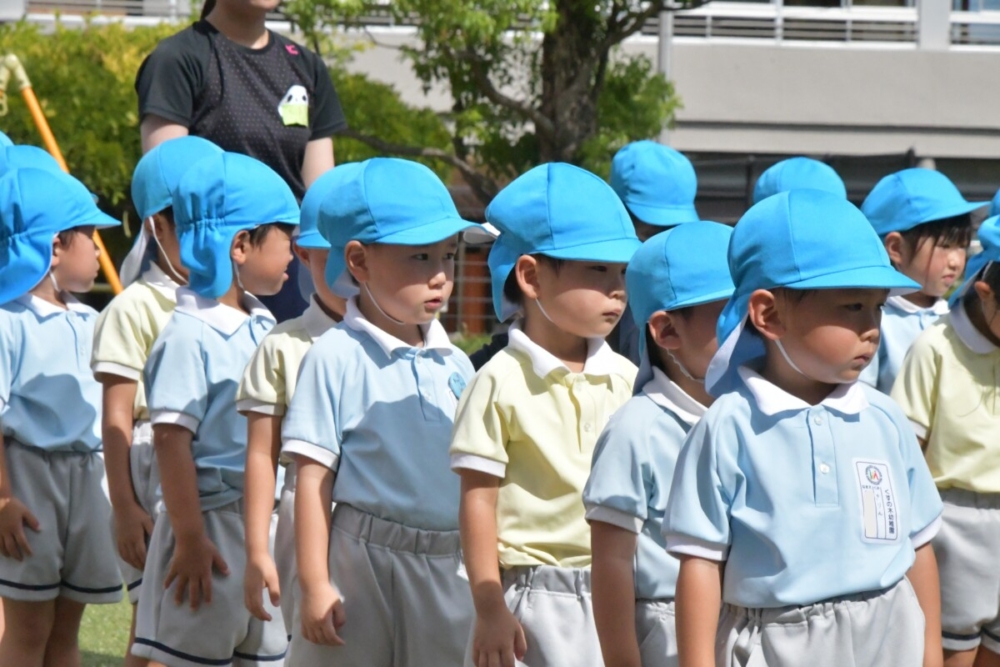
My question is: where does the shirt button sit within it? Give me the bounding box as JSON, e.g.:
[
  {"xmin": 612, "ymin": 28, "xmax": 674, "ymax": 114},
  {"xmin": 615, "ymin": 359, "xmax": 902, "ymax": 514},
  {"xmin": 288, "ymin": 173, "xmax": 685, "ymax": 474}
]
[
  {"xmin": 583, "ymin": 423, "xmax": 593, "ymax": 432},
  {"xmin": 820, "ymin": 463, "xmax": 830, "ymax": 474},
  {"xmin": 813, "ymin": 415, "xmax": 823, "ymax": 426}
]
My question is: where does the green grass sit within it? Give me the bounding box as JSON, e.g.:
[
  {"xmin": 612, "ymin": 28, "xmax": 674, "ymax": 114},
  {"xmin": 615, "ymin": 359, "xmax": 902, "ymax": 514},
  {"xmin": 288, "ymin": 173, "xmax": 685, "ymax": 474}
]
[{"xmin": 80, "ymin": 595, "xmax": 131, "ymax": 667}]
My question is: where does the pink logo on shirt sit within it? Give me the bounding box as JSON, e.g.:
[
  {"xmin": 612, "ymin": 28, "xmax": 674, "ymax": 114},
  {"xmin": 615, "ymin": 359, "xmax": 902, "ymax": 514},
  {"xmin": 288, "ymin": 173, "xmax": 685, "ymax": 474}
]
[{"xmin": 285, "ymin": 44, "xmax": 299, "ymax": 55}]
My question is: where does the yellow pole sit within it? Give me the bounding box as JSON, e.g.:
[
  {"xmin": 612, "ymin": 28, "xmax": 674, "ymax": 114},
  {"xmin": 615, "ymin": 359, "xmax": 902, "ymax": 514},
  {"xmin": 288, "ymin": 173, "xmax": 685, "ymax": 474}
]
[{"xmin": 1, "ymin": 54, "xmax": 123, "ymax": 294}]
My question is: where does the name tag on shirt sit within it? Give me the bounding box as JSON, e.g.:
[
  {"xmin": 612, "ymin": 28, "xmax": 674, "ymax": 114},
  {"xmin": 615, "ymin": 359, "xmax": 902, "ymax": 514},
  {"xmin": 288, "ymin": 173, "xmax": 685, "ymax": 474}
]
[{"xmin": 854, "ymin": 460, "xmax": 899, "ymax": 543}]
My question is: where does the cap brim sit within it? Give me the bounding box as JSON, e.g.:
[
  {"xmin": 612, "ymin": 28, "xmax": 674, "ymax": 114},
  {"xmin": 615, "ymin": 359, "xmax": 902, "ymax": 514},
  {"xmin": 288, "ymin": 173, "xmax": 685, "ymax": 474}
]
[
  {"xmin": 462, "ymin": 222, "xmax": 500, "ymax": 244},
  {"xmin": 373, "ymin": 216, "xmax": 478, "ymax": 246},
  {"xmin": 624, "ymin": 201, "xmax": 700, "ymax": 227},
  {"xmin": 879, "ymin": 200, "xmax": 989, "ymax": 236},
  {"xmin": 784, "ymin": 264, "xmax": 920, "ymax": 295},
  {"xmin": 544, "ymin": 237, "xmax": 642, "ymax": 265},
  {"xmin": 73, "ymin": 208, "xmax": 120, "ymax": 230},
  {"xmin": 295, "ymin": 230, "xmax": 331, "ymax": 250}
]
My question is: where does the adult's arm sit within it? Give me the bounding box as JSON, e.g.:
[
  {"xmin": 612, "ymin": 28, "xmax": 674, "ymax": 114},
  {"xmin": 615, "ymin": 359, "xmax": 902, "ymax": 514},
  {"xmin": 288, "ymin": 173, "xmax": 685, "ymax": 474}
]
[
  {"xmin": 301, "ymin": 137, "xmax": 335, "ymax": 189},
  {"xmin": 140, "ymin": 115, "xmax": 190, "ymax": 154}
]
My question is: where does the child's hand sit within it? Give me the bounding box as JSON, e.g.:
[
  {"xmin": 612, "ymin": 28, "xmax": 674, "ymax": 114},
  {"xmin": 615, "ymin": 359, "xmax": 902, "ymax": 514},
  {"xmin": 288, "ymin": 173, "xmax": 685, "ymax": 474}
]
[
  {"xmin": 114, "ymin": 500, "xmax": 154, "ymax": 570},
  {"xmin": 0, "ymin": 496, "xmax": 40, "ymax": 561},
  {"xmin": 300, "ymin": 583, "xmax": 346, "ymax": 647},
  {"xmin": 471, "ymin": 604, "xmax": 527, "ymax": 667},
  {"xmin": 244, "ymin": 551, "xmax": 281, "ymax": 621},
  {"xmin": 165, "ymin": 533, "xmax": 230, "ymax": 610}
]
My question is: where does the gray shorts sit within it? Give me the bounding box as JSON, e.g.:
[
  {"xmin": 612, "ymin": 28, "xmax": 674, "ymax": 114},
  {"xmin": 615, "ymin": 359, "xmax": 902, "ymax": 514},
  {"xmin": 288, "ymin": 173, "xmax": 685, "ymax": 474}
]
[
  {"xmin": 133, "ymin": 500, "xmax": 288, "ymax": 667},
  {"xmin": 111, "ymin": 421, "xmax": 161, "ymax": 604},
  {"xmin": 636, "ymin": 599, "xmax": 678, "ymax": 667},
  {"xmin": 717, "ymin": 579, "xmax": 924, "ymax": 667},
  {"xmin": 0, "ymin": 441, "xmax": 122, "ymax": 604},
  {"xmin": 275, "ymin": 463, "xmax": 296, "ymax": 638},
  {"xmin": 466, "ymin": 565, "xmax": 604, "ymax": 667},
  {"xmin": 288, "ymin": 504, "xmax": 472, "ymax": 667},
  {"xmin": 934, "ymin": 488, "xmax": 1000, "ymax": 653}
]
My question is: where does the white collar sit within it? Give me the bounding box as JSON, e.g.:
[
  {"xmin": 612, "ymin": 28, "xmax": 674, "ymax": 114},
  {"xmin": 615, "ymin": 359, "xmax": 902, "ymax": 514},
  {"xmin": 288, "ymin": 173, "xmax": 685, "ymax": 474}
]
[
  {"xmin": 641, "ymin": 366, "xmax": 707, "ymax": 427},
  {"xmin": 738, "ymin": 365, "xmax": 869, "ymax": 416},
  {"xmin": 507, "ymin": 319, "xmax": 620, "ymax": 379},
  {"xmin": 16, "ymin": 293, "xmax": 91, "ymax": 318},
  {"xmin": 302, "ymin": 295, "xmax": 339, "ymax": 342},
  {"xmin": 140, "ymin": 263, "xmax": 181, "ymax": 303},
  {"xmin": 174, "ymin": 287, "xmax": 274, "ymax": 336},
  {"xmin": 951, "ymin": 301, "xmax": 999, "ymax": 355},
  {"xmin": 886, "ymin": 294, "xmax": 950, "ymax": 317},
  {"xmin": 343, "ymin": 297, "xmax": 453, "ymax": 356}
]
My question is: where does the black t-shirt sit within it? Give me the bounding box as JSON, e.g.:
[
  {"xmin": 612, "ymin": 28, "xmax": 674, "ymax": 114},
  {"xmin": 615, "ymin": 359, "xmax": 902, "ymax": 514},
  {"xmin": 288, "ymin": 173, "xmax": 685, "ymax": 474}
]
[{"xmin": 135, "ymin": 20, "xmax": 347, "ymax": 200}]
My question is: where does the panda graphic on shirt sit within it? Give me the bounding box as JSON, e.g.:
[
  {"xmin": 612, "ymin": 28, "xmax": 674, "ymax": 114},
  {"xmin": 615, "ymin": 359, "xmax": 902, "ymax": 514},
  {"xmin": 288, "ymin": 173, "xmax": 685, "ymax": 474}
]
[{"xmin": 278, "ymin": 85, "xmax": 309, "ymax": 128}]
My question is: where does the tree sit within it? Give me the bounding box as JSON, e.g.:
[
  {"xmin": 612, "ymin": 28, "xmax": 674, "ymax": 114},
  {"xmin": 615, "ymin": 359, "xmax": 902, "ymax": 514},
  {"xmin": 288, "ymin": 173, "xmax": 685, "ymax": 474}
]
[{"xmin": 284, "ymin": 0, "xmax": 689, "ymax": 205}]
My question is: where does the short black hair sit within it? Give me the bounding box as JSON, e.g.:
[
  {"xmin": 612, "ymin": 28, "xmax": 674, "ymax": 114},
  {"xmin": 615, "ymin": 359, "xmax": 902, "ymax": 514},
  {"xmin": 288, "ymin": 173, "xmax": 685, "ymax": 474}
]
[
  {"xmin": 502, "ymin": 254, "xmax": 564, "ymax": 309},
  {"xmin": 248, "ymin": 223, "xmax": 295, "ymax": 248},
  {"xmin": 899, "ymin": 214, "xmax": 973, "ymax": 253}
]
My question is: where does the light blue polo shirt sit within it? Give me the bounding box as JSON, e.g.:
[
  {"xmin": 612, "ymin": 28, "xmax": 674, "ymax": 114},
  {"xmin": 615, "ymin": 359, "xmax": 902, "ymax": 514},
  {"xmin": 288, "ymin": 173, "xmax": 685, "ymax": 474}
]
[
  {"xmin": 664, "ymin": 366, "xmax": 943, "ymax": 609},
  {"xmin": 0, "ymin": 295, "xmax": 102, "ymax": 453},
  {"xmin": 144, "ymin": 288, "xmax": 275, "ymax": 511},
  {"xmin": 282, "ymin": 298, "xmax": 474, "ymax": 532},
  {"xmin": 583, "ymin": 367, "xmax": 705, "ymax": 601},
  {"xmin": 860, "ymin": 295, "xmax": 949, "ymax": 393}
]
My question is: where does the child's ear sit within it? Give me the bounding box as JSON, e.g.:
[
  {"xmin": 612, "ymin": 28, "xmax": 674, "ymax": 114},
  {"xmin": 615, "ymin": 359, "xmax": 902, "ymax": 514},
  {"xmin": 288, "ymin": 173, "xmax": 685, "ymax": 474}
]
[
  {"xmin": 649, "ymin": 311, "xmax": 681, "ymax": 351},
  {"xmin": 231, "ymin": 229, "xmax": 251, "ymax": 265},
  {"xmin": 747, "ymin": 289, "xmax": 786, "ymax": 341},
  {"xmin": 514, "ymin": 255, "xmax": 541, "ymax": 301},
  {"xmin": 974, "ymin": 280, "xmax": 997, "ymax": 312},
  {"xmin": 344, "ymin": 240, "xmax": 370, "ymax": 284},
  {"xmin": 50, "ymin": 235, "xmax": 64, "ymax": 269},
  {"xmin": 293, "ymin": 241, "xmax": 311, "ymax": 266},
  {"xmin": 883, "ymin": 232, "xmax": 906, "ymax": 267}
]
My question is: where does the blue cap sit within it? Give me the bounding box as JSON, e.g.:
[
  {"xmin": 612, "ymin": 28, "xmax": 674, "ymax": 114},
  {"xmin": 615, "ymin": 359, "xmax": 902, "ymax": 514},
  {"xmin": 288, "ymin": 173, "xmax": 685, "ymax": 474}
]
[
  {"xmin": 861, "ymin": 168, "xmax": 986, "ymax": 237},
  {"xmin": 131, "ymin": 136, "xmax": 223, "ymax": 221},
  {"xmin": 610, "ymin": 141, "xmax": 699, "ymax": 227},
  {"xmin": 706, "ymin": 189, "xmax": 920, "ymax": 396},
  {"xmin": 952, "ymin": 215, "xmax": 1000, "ymax": 306},
  {"xmin": 316, "ymin": 158, "xmax": 479, "ymax": 292},
  {"xmin": 0, "ymin": 168, "xmax": 120, "ymax": 304},
  {"xmin": 173, "ymin": 152, "xmax": 300, "ymax": 299},
  {"xmin": 297, "ymin": 169, "xmax": 337, "ymax": 250},
  {"xmin": 0, "ymin": 145, "xmax": 62, "ymax": 178},
  {"xmin": 0, "ymin": 131, "xmax": 12, "ymax": 148},
  {"xmin": 752, "ymin": 157, "xmax": 846, "ymax": 204},
  {"xmin": 487, "ymin": 162, "xmax": 642, "ymax": 320},
  {"xmin": 627, "ymin": 221, "xmax": 734, "ymax": 390}
]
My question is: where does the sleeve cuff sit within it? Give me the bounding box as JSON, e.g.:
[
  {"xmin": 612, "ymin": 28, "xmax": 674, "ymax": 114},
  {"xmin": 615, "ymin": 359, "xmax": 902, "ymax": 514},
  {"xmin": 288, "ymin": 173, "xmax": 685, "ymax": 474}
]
[
  {"xmin": 450, "ymin": 453, "xmax": 506, "ymax": 478},
  {"xmin": 139, "ymin": 106, "xmax": 191, "ymax": 127},
  {"xmin": 665, "ymin": 535, "xmax": 730, "ymax": 561},
  {"xmin": 908, "ymin": 419, "xmax": 928, "ymax": 441},
  {"xmin": 92, "ymin": 361, "xmax": 142, "ymax": 382},
  {"xmin": 282, "ymin": 440, "xmax": 339, "ymax": 471},
  {"xmin": 911, "ymin": 513, "xmax": 942, "ymax": 549},
  {"xmin": 585, "ymin": 506, "xmax": 643, "ymax": 533},
  {"xmin": 150, "ymin": 410, "xmax": 200, "ymax": 434},
  {"xmin": 236, "ymin": 398, "xmax": 285, "ymax": 416}
]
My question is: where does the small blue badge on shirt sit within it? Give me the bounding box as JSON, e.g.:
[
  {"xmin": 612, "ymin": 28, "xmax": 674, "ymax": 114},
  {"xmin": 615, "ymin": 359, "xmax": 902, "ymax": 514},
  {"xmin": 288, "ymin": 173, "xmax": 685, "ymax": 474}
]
[{"xmin": 449, "ymin": 373, "xmax": 467, "ymax": 400}]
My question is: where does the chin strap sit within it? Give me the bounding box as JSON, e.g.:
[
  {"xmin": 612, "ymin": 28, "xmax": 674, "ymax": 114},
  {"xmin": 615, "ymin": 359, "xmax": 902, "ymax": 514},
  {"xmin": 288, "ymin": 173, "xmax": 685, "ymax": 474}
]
[
  {"xmin": 666, "ymin": 350, "xmax": 705, "ymax": 383},
  {"xmin": 363, "ymin": 282, "xmax": 405, "ymax": 325},
  {"xmin": 774, "ymin": 338, "xmax": 808, "ymax": 377},
  {"xmin": 149, "ymin": 218, "xmax": 187, "ymax": 285}
]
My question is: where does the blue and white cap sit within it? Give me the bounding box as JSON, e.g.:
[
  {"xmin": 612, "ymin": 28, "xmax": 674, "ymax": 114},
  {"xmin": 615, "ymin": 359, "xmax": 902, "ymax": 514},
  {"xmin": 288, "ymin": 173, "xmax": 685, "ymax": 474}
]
[
  {"xmin": 753, "ymin": 157, "xmax": 846, "ymax": 204},
  {"xmin": 862, "ymin": 168, "xmax": 986, "ymax": 237},
  {"xmin": 487, "ymin": 162, "xmax": 642, "ymax": 320},
  {"xmin": 0, "ymin": 168, "xmax": 119, "ymax": 304},
  {"xmin": 707, "ymin": 189, "xmax": 920, "ymax": 396},
  {"xmin": 627, "ymin": 221, "xmax": 734, "ymax": 390},
  {"xmin": 610, "ymin": 141, "xmax": 699, "ymax": 227},
  {"xmin": 173, "ymin": 152, "xmax": 300, "ymax": 299},
  {"xmin": 122, "ymin": 136, "xmax": 223, "ymax": 286},
  {"xmin": 316, "ymin": 158, "xmax": 480, "ymax": 294}
]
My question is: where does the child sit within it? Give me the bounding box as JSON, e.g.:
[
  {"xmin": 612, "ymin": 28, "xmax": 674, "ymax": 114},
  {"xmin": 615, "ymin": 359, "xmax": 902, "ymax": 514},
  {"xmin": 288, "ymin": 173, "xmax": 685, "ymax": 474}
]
[
  {"xmin": 0, "ymin": 167, "xmax": 123, "ymax": 665},
  {"xmin": 608, "ymin": 141, "xmax": 700, "ymax": 365},
  {"xmin": 280, "ymin": 157, "xmax": 480, "ymax": 666},
  {"xmin": 892, "ymin": 214, "xmax": 1000, "ymax": 667},
  {"xmin": 451, "ymin": 162, "xmax": 641, "ymax": 667},
  {"xmin": 584, "ymin": 221, "xmax": 734, "ymax": 667},
  {"xmin": 665, "ymin": 189, "xmax": 944, "ymax": 667},
  {"xmin": 236, "ymin": 168, "xmax": 348, "ymax": 643},
  {"xmin": 92, "ymin": 135, "xmax": 221, "ymax": 667},
  {"xmin": 133, "ymin": 151, "xmax": 298, "ymax": 667},
  {"xmin": 859, "ymin": 168, "xmax": 983, "ymax": 392},
  {"xmin": 752, "ymin": 157, "xmax": 846, "ymax": 204}
]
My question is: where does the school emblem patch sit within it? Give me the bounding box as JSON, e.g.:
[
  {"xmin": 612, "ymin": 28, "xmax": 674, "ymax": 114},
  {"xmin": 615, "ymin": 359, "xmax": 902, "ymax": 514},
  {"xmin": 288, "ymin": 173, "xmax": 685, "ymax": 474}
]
[
  {"xmin": 448, "ymin": 373, "xmax": 467, "ymax": 400},
  {"xmin": 854, "ymin": 459, "xmax": 899, "ymax": 543}
]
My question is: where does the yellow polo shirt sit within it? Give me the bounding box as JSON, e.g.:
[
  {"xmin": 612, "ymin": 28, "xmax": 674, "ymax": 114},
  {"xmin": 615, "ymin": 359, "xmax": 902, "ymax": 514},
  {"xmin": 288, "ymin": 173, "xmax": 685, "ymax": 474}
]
[
  {"xmin": 236, "ymin": 296, "xmax": 339, "ymax": 416},
  {"xmin": 892, "ymin": 303, "xmax": 1000, "ymax": 493},
  {"xmin": 91, "ymin": 264, "xmax": 179, "ymax": 421},
  {"xmin": 450, "ymin": 322, "xmax": 636, "ymax": 568}
]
